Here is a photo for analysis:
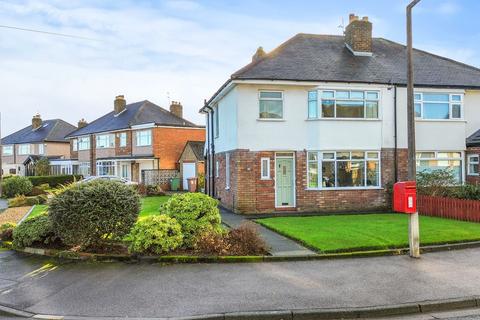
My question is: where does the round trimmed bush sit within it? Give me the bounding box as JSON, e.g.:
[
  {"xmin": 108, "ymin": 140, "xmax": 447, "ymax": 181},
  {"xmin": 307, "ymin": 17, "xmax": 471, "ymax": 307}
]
[
  {"xmin": 0, "ymin": 222, "xmax": 16, "ymax": 241},
  {"xmin": 49, "ymin": 180, "xmax": 141, "ymax": 248},
  {"xmin": 2, "ymin": 176, "xmax": 33, "ymax": 198},
  {"xmin": 12, "ymin": 214, "xmax": 56, "ymax": 248},
  {"xmin": 162, "ymin": 193, "xmax": 221, "ymax": 248},
  {"xmin": 125, "ymin": 215, "xmax": 183, "ymax": 254}
]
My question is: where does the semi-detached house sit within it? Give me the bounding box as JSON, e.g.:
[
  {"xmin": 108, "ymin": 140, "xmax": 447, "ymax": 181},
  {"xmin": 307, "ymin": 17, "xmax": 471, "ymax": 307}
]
[
  {"xmin": 201, "ymin": 14, "xmax": 480, "ymax": 214},
  {"xmin": 67, "ymin": 95, "xmax": 205, "ymax": 184}
]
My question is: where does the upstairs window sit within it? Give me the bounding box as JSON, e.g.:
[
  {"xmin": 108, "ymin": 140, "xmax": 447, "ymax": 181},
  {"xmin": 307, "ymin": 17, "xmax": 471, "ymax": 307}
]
[
  {"xmin": 136, "ymin": 130, "xmax": 152, "ymax": 146},
  {"xmin": 468, "ymin": 155, "xmax": 479, "ymax": 176},
  {"xmin": 18, "ymin": 144, "xmax": 31, "ymax": 155},
  {"xmin": 78, "ymin": 137, "xmax": 90, "ymax": 150},
  {"xmin": 72, "ymin": 139, "xmax": 78, "ymax": 152},
  {"xmin": 119, "ymin": 132, "xmax": 127, "ymax": 147},
  {"xmin": 2, "ymin": 145, "xmax": 13, "ymax": 156},
  {"xmin": 415, "ymin": 93, "xmax": 463, "ymax": 120},
  {"xmin": 259, "ymin": 91, "xmax": 283, "ymax": 119},
  {"xmin": 309, "ymin": 90, "xmax": 379, "ymax": 119},
  {"xmin": 96, "ymin": 134, "xmax": 114, "ymax": 149},
  {"xmin": 38, "ymin": 144, "xmax": 44, "ymax": 155}
]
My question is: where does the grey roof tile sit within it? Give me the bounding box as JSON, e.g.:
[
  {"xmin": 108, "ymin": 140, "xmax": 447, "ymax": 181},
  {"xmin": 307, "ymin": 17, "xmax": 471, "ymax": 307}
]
[{"xmin": 2, "ymin": 119, "xmax": 76, "ymax": 145}]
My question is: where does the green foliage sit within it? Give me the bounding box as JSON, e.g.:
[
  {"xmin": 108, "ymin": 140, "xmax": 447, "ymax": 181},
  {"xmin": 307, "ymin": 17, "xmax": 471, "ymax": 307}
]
[
  {"xmin": 49, "ymin": 180, "xmax": 140, "ymax": 248},
  {"xmin": 449, "ymin": 184, "xmax": 480, "ymax": 200},
  {"xmin": 197, "ymin": 172, "xmax": 205, "ymax": 190},
  {"xmin": 12, "ymin": 214, "xmax": 57, "ymax": 248},
  {"xmin": 27, "ymin": 175, "xmax": 82, "ymax": 188},
  {"xmin": 162, "ymin": 193, "xmax": 221, "ymax": 248},
  {"xmin": 1, "ymin": 176, "xmax": 33, "ymax": 198},
  {"xmin": 417, "ymin": 169, "xmax": 458, "ymax": 196},
  {"xmin": 34, "ymin": 158, "xmax": 50, "ymax": 176},
  {"xmin": 124, "ymin": 215, "xmax": 183, "ymax": 254},
  {"xmin": 0, "ymin": 223, "xmax": 16, "ymax": 241},
  {"xmin": 8, "ymin": 195, "xmax": 47, "ymax": 207}
]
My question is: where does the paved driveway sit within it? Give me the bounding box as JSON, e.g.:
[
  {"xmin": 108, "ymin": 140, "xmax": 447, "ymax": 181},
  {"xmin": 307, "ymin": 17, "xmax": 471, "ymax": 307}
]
[{"xmin": 1, "ymin": 248, "xmax": 480, "ymax": 318}]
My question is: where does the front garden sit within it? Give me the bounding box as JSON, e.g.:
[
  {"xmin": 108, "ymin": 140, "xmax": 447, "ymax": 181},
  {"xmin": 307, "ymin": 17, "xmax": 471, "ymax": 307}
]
[{"xmin": 0, "ymin": 179, "xmax": 268, "ymax": 257}]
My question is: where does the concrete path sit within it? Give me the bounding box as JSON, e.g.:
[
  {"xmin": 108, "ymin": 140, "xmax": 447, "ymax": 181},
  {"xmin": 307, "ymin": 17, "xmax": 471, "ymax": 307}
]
[
  {"xmin": 220, "ymin": 208, "xmax": 316, "ymax": 256},
  {"xmin": 2, "ymin": 248, "xmax": 480, "ymax": 318}
]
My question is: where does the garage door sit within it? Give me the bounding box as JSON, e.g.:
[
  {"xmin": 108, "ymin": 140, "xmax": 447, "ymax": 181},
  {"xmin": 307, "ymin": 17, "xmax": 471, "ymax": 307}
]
[{"xmin": 182, "ymin": 163, "xmax": 196, "ymax": 190}]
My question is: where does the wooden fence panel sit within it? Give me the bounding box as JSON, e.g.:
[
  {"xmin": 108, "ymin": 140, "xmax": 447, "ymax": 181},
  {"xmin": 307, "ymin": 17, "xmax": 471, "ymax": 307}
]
[{"xmin": 418, "ymin": 195, "xmax": 480, "ymax": 222}]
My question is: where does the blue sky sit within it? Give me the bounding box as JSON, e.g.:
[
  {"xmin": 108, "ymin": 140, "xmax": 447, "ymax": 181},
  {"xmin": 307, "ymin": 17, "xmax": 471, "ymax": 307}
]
[{"xmin": 1, "ymin": 0, "xmax": 479, "ymax": 135}]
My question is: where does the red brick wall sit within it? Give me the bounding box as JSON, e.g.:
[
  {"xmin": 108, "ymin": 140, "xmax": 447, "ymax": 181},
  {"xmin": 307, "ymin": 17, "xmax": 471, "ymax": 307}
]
[
  {"xmin": 466, "ymin": 147, "xmax": 480, "ymax": 185},
  {"xmin": 153, "ymin": 127, "xmax": 205, "ymax": 169},
  {"xmin": 115, "ymin": 131, "xmax": 132, "ymax": 156},
  {"xmin": 214, "ymin": 148, "xmax": 408, "ymax": 214}
]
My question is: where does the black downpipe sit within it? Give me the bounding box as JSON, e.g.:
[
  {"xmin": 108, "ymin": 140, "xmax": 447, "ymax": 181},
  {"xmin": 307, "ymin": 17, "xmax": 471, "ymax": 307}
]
[
  {"xmin": 394, "ymin": 85, "xmax": 398, "ymax": 182},
  {"xmin": 210, "ymin": 109, "xmax": 216, "ymax": 198}
]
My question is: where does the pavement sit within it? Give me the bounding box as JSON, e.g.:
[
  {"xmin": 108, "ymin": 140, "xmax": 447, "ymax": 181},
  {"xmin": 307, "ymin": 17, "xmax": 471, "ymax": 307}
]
[
  {"xmin": 220, "ymin": 208, "xmax": 316, "ymax": 256},
  {"xmin": 2, "ymin": 247, "xmax": 480, "ymax": 318},
  {"xmin": 0, "ymin": 199, "xmax": 7, "ymax": 211}
]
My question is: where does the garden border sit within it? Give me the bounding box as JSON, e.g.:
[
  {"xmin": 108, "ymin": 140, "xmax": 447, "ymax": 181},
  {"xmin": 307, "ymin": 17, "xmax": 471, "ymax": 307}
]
[{"xmin": 3, "ymin": 240, "xmax": 480, "ymax": 263}]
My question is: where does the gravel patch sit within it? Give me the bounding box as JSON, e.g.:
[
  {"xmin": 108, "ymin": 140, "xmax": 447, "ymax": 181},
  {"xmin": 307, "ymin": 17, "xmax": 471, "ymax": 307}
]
[{"xmin": 0, "ymin": 207, "xmax": 32, "ymax": 225}]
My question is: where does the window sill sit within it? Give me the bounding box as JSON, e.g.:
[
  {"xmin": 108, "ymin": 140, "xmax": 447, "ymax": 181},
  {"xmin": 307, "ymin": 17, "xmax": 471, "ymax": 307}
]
[
  {"xmin": 467, "ymin": 174, "xmax": 479, "ymax": 176},
  {"xmin": 260, "ymin": 178, "xmax": 271, "ymax": 181},
  {"xmin": 306, "ymin": 118, "xmax": 381, "ymax": 122},
  {"xmin": 306, "ymin": 187, "xmax": 383, "ymax": 191},
  {"xmin": 415, "ymin": 119, "xmax": 466, "ymax": 123},
  {"xmin": 257, "ymin": 118, "xmax": 285, "ymax": 122}
]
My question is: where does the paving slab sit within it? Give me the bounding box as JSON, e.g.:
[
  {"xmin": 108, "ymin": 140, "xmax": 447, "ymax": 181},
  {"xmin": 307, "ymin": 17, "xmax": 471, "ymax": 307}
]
[
  {"xmin": 220, "ymin": 208, "xmax": 316, "ymax": 256},
  {"xmin": 0, "ymin": 199, "xmax": 8, "ymax": 211}
]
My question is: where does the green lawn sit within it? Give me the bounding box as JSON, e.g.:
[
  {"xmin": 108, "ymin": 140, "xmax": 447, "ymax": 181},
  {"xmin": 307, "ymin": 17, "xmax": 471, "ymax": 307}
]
[
  {"xmin": 256, "ymin": 214, "xmax": 480, "ymax": 253},
  {"xmin": 26, "ymin": 195, "xmax": 170, "ymax": 220}
]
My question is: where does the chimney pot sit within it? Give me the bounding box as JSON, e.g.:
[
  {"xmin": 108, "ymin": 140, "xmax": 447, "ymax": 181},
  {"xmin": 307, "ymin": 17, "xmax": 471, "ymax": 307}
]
[
  {"xmin": 114, "ymin": 95, "xmax": 126, "ymax": 114},
  {"xmin": 252, "ymin": 46, "xmax": 266, "ymax": 62},
  {"xmin": 32, "ymin": 114, "xmax": 42, "ymax": 130},
  {"xmin": 170, "ymin": 101, "xmax": 183, "ymax": 119},
  {"xmin": 344, "ymin": 13, "xmax": 372, "ymax": 56},
  {"xmin": 78, "ymin": 118, "xmax": 88, "ymax": 129}
]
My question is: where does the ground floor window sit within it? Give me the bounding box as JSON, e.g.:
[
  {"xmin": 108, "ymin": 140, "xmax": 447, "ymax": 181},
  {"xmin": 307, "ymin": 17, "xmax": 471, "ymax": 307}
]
[
  {"xmin": 416, "ymin": 151, "xmax": 463, "ymax": 182},
  {"xmin": 307, "ymin": 151, "xmax": 380, "ymax": 189},
  {"xmin": 468, "ymin": 155, "xmax": 479, "ymax": 176},
  {"xmin": 96, "ymin": 160, "xmax": 116, "ymax": 176},
  {"xmin": 78, "ymin": 162, "xmax": 91, "ymax": 176}
]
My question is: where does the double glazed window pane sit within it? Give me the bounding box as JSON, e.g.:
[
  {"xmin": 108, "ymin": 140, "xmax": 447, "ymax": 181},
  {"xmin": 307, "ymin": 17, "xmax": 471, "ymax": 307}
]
[
  {"xmin": 336, "ymin": 100, "xmax": 364, "ymax": 118},
  {"xmin": 308, "ymin": 161, "xmax": 318, "ymax": 188},
  {"xmin": 452, "ymin": 104, "xmax": 461, "ymax": 118},
  {"xmin": 365, "ymin": 101, "xmax": 378, "ymax": 118},
  {"xmin": 308, "ymin": 91, "xmax": 318, "ymax": 118},
  {"xmin": 322, "ymin": 100, "xmax": 335, "ymax": 117},
  {"xmin": 423, "ymin": 103, "xmax": 449, "ymax": 119},
  {"xmin": 322, "ymin": 161, "xmax": 335, "ymax": 187},
  {"xmin": 367, "ymin": 161, "xmax": 380, "ymax": 186},
  {"xmin": 259, "ymin": 100, "xmax": 283, "ymax": 119},
  {"xmin": 337, "ymin": 161, "xmax": 364, "ymax": 187}
]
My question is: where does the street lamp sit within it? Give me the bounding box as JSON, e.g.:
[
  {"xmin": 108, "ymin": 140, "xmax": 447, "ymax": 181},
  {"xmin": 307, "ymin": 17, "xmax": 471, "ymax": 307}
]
[{"xmin": 407, "ymin": 0, "xmax": 421, "ymax": 258}]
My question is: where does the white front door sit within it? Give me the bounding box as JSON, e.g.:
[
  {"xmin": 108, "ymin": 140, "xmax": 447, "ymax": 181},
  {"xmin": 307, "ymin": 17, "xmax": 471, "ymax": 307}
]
[{"xmin": 182, "ymin": 162, "xmax": 196, "ymax": 190}]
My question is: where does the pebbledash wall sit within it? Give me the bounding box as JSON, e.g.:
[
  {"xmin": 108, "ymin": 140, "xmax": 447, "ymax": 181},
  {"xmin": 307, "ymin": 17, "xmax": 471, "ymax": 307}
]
[
  {"xmin": 208, "ymin": 82, "xmax": 480, "ymax": 213},
  {"xmin": 214, "ymin": 148, "xmax": 408, "ymax": 213}
]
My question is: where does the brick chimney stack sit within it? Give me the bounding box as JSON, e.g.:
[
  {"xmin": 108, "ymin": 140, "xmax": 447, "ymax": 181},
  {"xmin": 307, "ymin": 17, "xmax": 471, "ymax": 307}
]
[
  {"xmin": 114, "ymin": 95, "xmax": 126, "ymax": 115},
  {"xmin": 252, "ymin": 46, "xmax": 266, "ymax": 62},
  {"xmin": 170, "ymin": 101, "xmax": 183, "ymax": 118},
  {"xmin": 344, "ymin": 13, "xmax": 372, "ymax": 56},
  {"xmin": 78, "ymin": 118, "xmax": 88, "ymax": 129},
  {"xmin": 32, "ymin": 114, "xmax": 42, "ymax": 130}
]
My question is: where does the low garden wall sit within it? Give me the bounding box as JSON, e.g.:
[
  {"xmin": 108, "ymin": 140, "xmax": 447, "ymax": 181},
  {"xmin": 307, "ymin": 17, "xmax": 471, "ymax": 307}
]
[{"xmin": 418, "ymin": 195, "xmax": 480, "ymax": 223}]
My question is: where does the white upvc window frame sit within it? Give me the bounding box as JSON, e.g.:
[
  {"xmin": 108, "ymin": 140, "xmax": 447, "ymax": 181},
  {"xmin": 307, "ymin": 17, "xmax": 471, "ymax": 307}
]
[
  {"xmin": 414, "ymin": 92, "xmax": 463, "ymax": 120},
  {"xmin": 312, "ymin": 89, "xmax": 380, "ymax": 120},
  {"xmin": 215, "ymin": 160, "xmax": 219, "ymax": 178},
  {"xmin": 78, "ymin": 137, "xmax": 90, "ymax": 150},
  {"xmin": 119, "ymin": 132, "xmax": 127, "ymax": 147},
  {"xmin": 2, "ymin": 145, "xmax": 13, "ymax": 156},
  {"xmin": 72, "ymin": 139, "xmax": 78, "ymax": 152},
  {"xmin": 96, "ymin": 160, "xmax": 117, "ymax": 176},
  {"xmin": 38, "ymin": 143, "xmax": 45, "ymax": 155},
  {"xmin": 18, "ymin": 144, "xmax": 31, "ymax": 155},
  {"xmin": 306, "ymin": 150, "xmax": 382, "ymax": 190},
  {"xmin": 260, "ymin": 157, "xmax": 271, "ymax": 180},
  {"xmin": 225, "ymin": 153, "xmax": 230, "ymax": 190},
  {"xmin": 416, "ymin": 151, "xmax": 464, "ymax": 182},
  {"xmin": 96, "ymin": 134, "xmax": 114, "ymax": 149},
  {"xmin": 258, "ymin": 90, "xmax": 284, "ymax": 120},
  {"xmin": 136, "ymin": 129, "xmax": 152, "ymax": 147},
  {"xmin": 467, "ymin": 154, "xmax": 479, "ymax": 176}
]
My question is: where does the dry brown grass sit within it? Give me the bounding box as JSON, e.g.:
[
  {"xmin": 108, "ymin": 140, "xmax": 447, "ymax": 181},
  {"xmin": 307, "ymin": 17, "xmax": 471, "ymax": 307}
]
[{"xmin": 0, "ymin": 206, "xmax": 31, "ymax": 225}]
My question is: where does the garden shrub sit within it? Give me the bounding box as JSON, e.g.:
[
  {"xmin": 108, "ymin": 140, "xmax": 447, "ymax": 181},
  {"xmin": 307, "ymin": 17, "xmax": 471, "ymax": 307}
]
[
  {"xmin": 2, "ymin": 176, "xmax": 33, "ymax": 198},
  {"xmin": 162, "ymin": 193, "xmax": 221, "ymax": 247},
  {"xmin": 195, "ymin": 229, "xmax": 230, "ymax": 256},
  {"xmin": 49, "ymin": 180, "xmax": 140, "ymax": 248},
  {"xmin": 9, "ymin": 195, "xmax": 47, "ymax": 207},
  {"xmin": 449, "ymin": 184, "xmax": 480, "ymax": 201},
  {"xmin": 417, "ymin": 169, "xmax": 457, "ymax": 196},
  {"xmin": 146, "ymin": 185, "xmax": 165, "ymax": 196},
  {"xmin": 197, "ymin": 173, "xmax": 205, "ymax": 190},
  {"xmin": 27, "ymin": 175, "xmax": 82, "ymax": 188},
  {"xmin": 29, "ymin": 186, "xmax": 48, "ymax": 196},
  {"xmin": 34, "ymin": 158, "xmax": 50, "ymax": 176},
  {"xmin": 12, "ymin": 214, "xmax": 57, "ymax": 248},
  {"xmin": 125, "ymin": 215, "xmax": 183, "ymax": 254},
  {"xmin": 0, "ymin": 223, "xmax": 16, "ymax": 241}
]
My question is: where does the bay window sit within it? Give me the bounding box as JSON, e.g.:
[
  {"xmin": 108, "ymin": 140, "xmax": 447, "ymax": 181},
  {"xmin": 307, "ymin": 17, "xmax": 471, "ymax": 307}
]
[
  {"xmin": 136, "ymin": 130, "xmax": 152, "ymax": 146},
  {"xmin": 259, "ymin": 91, "xmax": 283, "ymax": 119},
  {"xmin": 78, "ymin": 162, "xmax": 91, "ymax": 176},
  {"xmin": 308, "ymin": 89, "xmax": 379, "ymax": 119},
  {"xmin": 96, "ymin": 134, "xmax": 114, "ymax": 149},
  {"xmin": 416, "ymin": 151, "xmax": 463, "ymax": 182},
  {"xmin": 96, "ymin": 160, "xmax": 116, "ymax": 176},
  {"xmin": 307, "ymin": 151, "xmax": 380, "ymax": 189},
  {"xmin": 467, "ymin": 155, "xmax": 479, "ymax": 176},
  {"xmin": 414, "ymin": 93, "xmax": 463, "ymax": 120}
]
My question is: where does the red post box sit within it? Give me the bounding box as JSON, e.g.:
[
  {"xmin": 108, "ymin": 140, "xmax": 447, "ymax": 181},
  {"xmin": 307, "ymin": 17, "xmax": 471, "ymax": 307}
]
[{"xmin": 393, "ymin": 181, "xmax": 417, "ymax": 214}]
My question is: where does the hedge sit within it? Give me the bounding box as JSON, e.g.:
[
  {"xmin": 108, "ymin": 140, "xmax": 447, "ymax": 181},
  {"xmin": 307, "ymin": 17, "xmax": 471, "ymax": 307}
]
[{"xmin": 27, "ymin": 175, "xmax": 83, "ymax": 187}]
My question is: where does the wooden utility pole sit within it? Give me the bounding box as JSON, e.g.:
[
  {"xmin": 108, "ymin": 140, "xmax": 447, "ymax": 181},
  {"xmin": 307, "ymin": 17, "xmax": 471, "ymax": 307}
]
[{"xmin": 407, "ymin": 0, "xmax": 421, "ymax": 258}]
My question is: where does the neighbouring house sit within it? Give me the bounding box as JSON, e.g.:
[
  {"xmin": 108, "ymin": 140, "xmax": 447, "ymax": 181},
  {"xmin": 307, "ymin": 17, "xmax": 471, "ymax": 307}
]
[
  {"xmin": 200, "ymin": 13, "xmax": 480, "ymax": 214},
  {"xmin": 1, "ymin": 115, "xmax": 76, "ymax": 176},
  {"xmin": 466, "ymin": 130, "xmax": 480, "ymax": 185},
  {"xmin": 178, "ymin": 141, "xmax": 205, "ymax": 190},
  {"xmin": 66, "ymin": 96, "xmax": 205, "ymax": 185}
]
